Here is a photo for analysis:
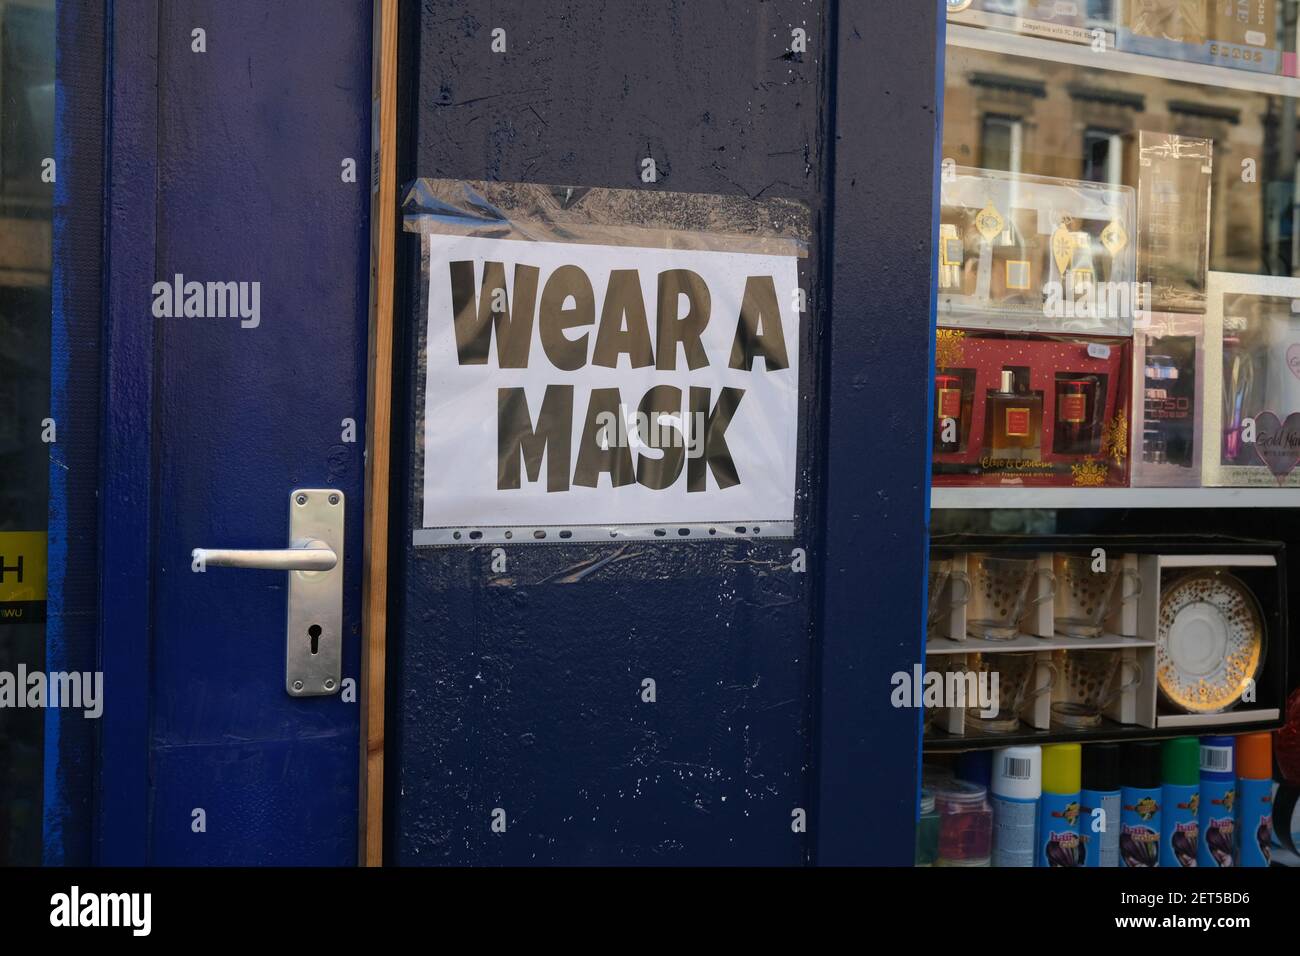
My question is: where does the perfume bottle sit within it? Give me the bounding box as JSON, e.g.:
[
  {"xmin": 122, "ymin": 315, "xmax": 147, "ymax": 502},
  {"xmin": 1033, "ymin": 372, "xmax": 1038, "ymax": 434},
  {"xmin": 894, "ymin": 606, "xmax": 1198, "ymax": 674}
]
[
  {"xmin": 984, "ymin": 368, "xmax": 1043, "ymax": 461},
  {"xmin": 1222, "ymin": 323, "xmax": 1254, "ymax": 463},
  {"xmin": 1144, "ymin": 350, "xmax": 1198, "ymax": 466},
  {"xmin": 989, "ymin": 210, "xmax": 1041, "ymax": 308},
  {"xmin": 1054, "ymin": 375, "xmax": 1099, "ymax": 455},
  {"xmin": 1069, "ymin": 231, "xmax": 1097, "ymax": 300},
  {"xmin": 934, "ymin": 373, "xmax": 970, "ymax": 453},
  {"xmin": 939, "ymin": 224, "xmax": 964, "ymax": 292},
  {"xmin": 1143, "ymin": 355, "xmax": 1177, "ymax": 464}
]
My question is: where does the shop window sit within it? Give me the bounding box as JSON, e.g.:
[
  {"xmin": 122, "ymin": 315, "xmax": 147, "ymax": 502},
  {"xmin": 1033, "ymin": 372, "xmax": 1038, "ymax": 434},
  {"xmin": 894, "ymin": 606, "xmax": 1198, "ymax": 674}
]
[
  {"xmin": 932, "ymin": 0, "xmax": 1300, "ymax": 869},
  {"xmin": 0, "ymin": 0, "xmax": 53, "ymax": 866},
  {"xmin": 1, "ymin": 3, "xmax": 54, "ymax": 208}
]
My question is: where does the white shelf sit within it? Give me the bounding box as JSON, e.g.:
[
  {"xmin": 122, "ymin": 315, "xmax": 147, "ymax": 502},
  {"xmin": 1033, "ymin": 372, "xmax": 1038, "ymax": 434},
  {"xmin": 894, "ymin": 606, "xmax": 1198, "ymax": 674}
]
[
  {"xmin": 1157, "ymin": 709, "xmax": 1280, "ymax": 729},
  {"xmin": 932, "ymin": 486, "xmax": 1300, "ymax": 510},
  {"xmin": 926, "ymin": 632, "xmax": 1152, "ymax": 655},
  {"xmin": 947, "ymin": 22, "xmax": 1300, "ymax": 98}
]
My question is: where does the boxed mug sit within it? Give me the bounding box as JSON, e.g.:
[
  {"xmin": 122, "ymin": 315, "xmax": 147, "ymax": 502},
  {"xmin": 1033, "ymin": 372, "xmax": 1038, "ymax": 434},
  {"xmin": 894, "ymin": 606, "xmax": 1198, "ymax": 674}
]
[{"xmin": 1203, "ymin": 271, "xmax": 1300, "ymax": 487}]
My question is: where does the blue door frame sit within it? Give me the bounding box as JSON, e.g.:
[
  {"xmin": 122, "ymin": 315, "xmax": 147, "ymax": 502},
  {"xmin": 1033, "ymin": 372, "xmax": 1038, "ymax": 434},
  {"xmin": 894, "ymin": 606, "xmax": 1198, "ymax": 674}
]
[
  {"xmin": 813, "ymin": 0, "xmax": 945, "ymax": 865},
  {"xmin": 43, "ymin": 0, "xmax": 107, "ymax": 865},
  {"xmin": 53, "ymin": 0, "xmax": 942, "ymax": 865}
]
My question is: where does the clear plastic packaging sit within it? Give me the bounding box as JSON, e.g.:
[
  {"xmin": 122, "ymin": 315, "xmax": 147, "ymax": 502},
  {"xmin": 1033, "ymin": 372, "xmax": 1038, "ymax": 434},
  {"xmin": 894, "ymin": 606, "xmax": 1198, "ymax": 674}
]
[
  {"xmin": 1131, "ymin": 311, "xmax": 1204, "ymax": 487},
  {"xmin": 1136, "ymin": 133, "xmax": 1212, "ymax": 315},
  {"xmin": 1203, "ymin": 272, "xmax": 1300, "ymax": 487},
  {"xmin": 939, "ymin": 167, "xmax": 1136, "ymax": 335},
  {"xmin": 948, "ymin": 0, "xmax": 1111, "ymax": 47}
]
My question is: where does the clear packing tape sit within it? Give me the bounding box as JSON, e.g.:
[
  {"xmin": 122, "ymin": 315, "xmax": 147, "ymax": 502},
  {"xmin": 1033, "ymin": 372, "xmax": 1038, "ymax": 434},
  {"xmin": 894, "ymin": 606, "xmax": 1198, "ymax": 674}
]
[{"xmin": 400, "ymin": 178, "xmax": 810, "ymax": 257}]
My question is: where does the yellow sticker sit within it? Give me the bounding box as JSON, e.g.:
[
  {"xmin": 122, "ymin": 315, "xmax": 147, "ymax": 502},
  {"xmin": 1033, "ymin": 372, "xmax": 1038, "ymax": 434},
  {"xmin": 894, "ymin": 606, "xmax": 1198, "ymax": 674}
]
[
  {"xmin": 1101, "ymin": 218, "xmax": 1128, "ymax": 257},
  {"xmin": 0, "ymin": 531, "xmax": 47, "ymax": 603},
  {"xmin": 974, "ymin": 203, "xmax": 1004, "ymax": 242},
  {"xmin": 1052, "ymin": 223, "xmax": 1076, "ymax": 275},
  {"xmin": 1005, "ymin": 260, "xmax": 1032, "ymax": 290}
]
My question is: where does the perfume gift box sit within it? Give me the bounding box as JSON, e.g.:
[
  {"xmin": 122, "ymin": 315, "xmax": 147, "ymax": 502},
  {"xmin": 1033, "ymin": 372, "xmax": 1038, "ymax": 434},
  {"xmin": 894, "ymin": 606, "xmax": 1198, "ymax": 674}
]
[
  {"xmin": 1135, "ymin": 132, "xmax": 1213, "ymax": 314},
  {"xmin": 1117, "ymin": 0, "xmax": 1280, "ymax": 73},
  {"xmin": 948, "ymin": 0, "xmax": 1111, "ymax": 46},
  {"xmin": 933, "ymin": 329, "xmax": 1133, "ymax": 487},
  {"xmin": 939, "ymin": 167, "xmax": 1136, "ymax": 335},
  {"xmin": 1203, "ymin": 271, "xmax": 1300, "ymax": 487},
  {"xmin": 1131, "ymin": 312, "xmax": 1205, "ymax": 486}
]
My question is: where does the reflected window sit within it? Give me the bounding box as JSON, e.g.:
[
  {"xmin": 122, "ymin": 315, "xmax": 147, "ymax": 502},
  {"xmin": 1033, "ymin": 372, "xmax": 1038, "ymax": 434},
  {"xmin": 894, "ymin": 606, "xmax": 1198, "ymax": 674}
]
[
  {"xmin": 1, "ymin": 3, "xmax": 54, "ymax": 202},
  {"xmin": 1082, "ymin": 128, "xmax": 1123, "ymax": 185},
  {"xmin": 981, "ymin": 114, "xmax": 1023, "ymax": 174}
]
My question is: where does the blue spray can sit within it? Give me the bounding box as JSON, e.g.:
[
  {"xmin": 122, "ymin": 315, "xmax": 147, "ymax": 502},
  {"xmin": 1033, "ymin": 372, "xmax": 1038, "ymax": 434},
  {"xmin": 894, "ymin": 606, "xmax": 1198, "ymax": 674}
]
[
  {"xmin": 1161, "ymin": 736, "xmax": 1200, "ymax": 867},
  {"xmin": 1120, "ymin": 741, "xmax": 1161, "ymax": 867},
  {"xmin": 1236, "ymin": 733, "xmax": 1273, "ymax": 868},
  {"xmin": 1079, "ymin": 743, "xmax": 1121, "ymax": 868},
  {"xmin": 1198, "ymin": 736, "xmax": 1236, "ymax": 867}
]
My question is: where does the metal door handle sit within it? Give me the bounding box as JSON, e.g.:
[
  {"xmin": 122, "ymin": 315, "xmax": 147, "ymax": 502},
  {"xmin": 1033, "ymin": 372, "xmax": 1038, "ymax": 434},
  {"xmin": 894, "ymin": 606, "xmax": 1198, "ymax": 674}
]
[
  {"xmin": 190, "ymin": 489, "xmax": 345, "ymax": 697},
  {"xmin": 191, "ymin": 542, "xmax": 337, "ymax": 572}
]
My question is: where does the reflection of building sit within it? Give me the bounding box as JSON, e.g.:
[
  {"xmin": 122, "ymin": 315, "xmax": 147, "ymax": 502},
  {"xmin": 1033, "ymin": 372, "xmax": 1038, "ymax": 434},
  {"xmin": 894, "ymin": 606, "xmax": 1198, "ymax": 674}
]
[
  {"xmin": 944, "ymin": 42, "xmax": 1295, "ymax": 277},
  {"xmin": 0, "ymin": 0, "xmax": 52, "ymax": 285},
  {"xmin": 0, "ymin": 0, "xmax": 53, "ymax": 531}
]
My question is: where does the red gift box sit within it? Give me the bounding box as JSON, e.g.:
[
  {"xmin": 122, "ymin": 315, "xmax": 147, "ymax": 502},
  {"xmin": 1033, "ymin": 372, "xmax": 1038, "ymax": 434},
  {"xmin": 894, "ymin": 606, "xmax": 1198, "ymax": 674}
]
[{"xmin": 933, "ymin": 329, "xmax": 1132, "ymax": 487}]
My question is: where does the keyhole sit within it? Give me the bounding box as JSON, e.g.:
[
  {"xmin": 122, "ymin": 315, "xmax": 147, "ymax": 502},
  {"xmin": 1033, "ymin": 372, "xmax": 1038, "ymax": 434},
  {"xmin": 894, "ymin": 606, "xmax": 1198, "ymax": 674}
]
[{"xmin": 308, "ymin": 623, "xmax": 322, "ymax": 655}]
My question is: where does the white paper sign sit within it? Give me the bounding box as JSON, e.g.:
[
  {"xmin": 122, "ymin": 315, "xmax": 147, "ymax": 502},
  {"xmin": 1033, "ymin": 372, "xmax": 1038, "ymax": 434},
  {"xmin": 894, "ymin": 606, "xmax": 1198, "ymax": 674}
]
[{"xmin": 415, "ymin": 234, "xmax": 801, "ymax": 544}]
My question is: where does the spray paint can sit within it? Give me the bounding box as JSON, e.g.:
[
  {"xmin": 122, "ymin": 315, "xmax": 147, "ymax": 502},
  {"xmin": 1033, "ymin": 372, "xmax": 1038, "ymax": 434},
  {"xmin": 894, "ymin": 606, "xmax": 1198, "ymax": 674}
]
[
  {"xmin": 1038, "ymin": 743, "xmax": 1082, "ymax": 867},
  {"xmin": 1120, "ymin": 741, "xmax": 1162, "ymax": 867},
  {"xmin": 991, "ymin": 745, "xmax": 1041, "ymax": 868},
  {"xmin": 1198, "ymin": 736, "xmax": 1236, "ymax": 867},
  {"xmin": 1079, "ymin": 743, "xmax": 1120, "ymax": 868},
  {"xmin": 1237, "ymin": 732, "xmax": 1273, "ymax": 868},
  {"xmin": 1161, "ymin": 736, "xmax": 1200, "ymax": 867}
]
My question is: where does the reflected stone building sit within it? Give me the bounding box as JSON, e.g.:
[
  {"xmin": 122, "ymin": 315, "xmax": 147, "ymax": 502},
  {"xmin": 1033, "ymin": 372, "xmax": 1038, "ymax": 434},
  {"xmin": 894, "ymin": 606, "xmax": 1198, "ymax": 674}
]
[{"xmin": 944, "ymin": 41, "xmax": 1296, "ymax": 278}]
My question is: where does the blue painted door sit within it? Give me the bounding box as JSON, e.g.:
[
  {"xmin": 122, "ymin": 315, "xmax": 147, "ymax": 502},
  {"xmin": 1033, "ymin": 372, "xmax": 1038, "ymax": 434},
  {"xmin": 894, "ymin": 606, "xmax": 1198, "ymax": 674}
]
[
  {"xmin": 95, "ymin": 0, "xmax": 372, "ymax": 865},
  {"xmin": 385, "ymin": 1, "xmax": 939, "ymax": 865}
]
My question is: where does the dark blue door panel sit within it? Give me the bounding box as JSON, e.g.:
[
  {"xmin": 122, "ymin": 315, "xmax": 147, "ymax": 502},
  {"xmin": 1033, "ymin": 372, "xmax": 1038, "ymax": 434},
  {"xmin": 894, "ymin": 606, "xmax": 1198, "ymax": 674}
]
[
  {"xmin": 98, "ymin": 0, "xmax": 372, "ymax": 864},
  {"xmin": 389, "ymin": 0, "xmax": 826, "ymax": 866},
  {"xmin": 387, "ymin": 0, "xmax": 938, "ymax": 866}
]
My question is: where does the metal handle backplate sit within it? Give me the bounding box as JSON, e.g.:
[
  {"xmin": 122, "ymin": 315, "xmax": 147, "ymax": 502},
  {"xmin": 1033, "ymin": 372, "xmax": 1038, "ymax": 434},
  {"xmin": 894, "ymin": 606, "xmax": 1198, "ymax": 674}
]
[{"xmin": 192, "ymin": 489, "xmax": 344, "ymax": 697}]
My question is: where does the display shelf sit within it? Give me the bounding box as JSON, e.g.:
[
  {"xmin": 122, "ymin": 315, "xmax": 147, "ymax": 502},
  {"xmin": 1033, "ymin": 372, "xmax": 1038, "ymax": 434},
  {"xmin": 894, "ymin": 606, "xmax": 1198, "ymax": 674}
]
[
  {"xmin": 947, "ymin": 22, "xmax": 1300, "ymax": 98},
  {"xmin": 926, "ymin": 632, "xmax": 1152, "ymax": 655},
  {"xmin": 922, "ymin": 715, "xmax": 1284, "ymax": 753},
  {"xmin": 932, "ymin": 486, "xmax": 1300, "ymax": 510},
  {"xmin": 922, "ymin": 537, "xmax": 1287, "ymax": 750}
]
